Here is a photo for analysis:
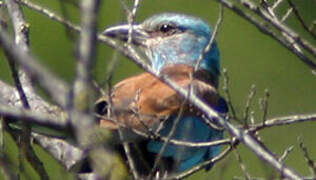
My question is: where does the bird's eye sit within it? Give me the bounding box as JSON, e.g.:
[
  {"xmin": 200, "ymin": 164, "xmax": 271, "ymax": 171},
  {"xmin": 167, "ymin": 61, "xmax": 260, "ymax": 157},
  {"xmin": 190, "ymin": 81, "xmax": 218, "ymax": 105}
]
[{"xmin": 159, "ymin": 24, "xmax": 176, "ymax": 33}]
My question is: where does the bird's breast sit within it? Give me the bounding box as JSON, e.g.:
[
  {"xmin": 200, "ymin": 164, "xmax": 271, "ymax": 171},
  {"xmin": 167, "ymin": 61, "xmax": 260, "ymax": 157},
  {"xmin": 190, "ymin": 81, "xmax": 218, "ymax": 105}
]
[{"xmin": 97, "ymin": 65, "xmax": 220, "ymax": 133}]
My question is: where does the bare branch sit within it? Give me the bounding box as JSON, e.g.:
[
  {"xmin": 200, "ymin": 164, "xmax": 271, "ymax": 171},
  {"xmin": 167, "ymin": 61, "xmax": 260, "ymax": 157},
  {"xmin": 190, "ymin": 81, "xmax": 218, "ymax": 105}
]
[
  {"xmin": 95, "ymin": 116, "xmax": 233, "ymax": 147},
  {"xmin": 243, "ymin": 84, "xmax": 256, "ymax": 127},
  {"xmin": 5, "ymin": 0, "xmax": 33, "ymax": 95},
  {"xmin": 280, "ymin": 7, "xmax": 293, "ymax": 23},
  {"xmin": 272, "ymin": 0, "xmax": 284, "ymax": 10},
  {"xmin": 32, "ymin": 133, "xmax": 84, "ymax": 170},
  {"xmin": 259, "ymin": 89, "xmax": 269, "ymax": 124},
  {"xmin": 218, "ymin": 0, "xmax": 316, "ymax": 70},
  {"xmin": 18, "ymin": 0, "xmax": 80, "ymax": 32},
  {"xmin": 0, "ymin": 30, "xmax": 69, "ymax": 107},
  {"xmin": 279, "ymin": 145, "xmax": 294, "ymax": 162},
  {"xmin": 150, "ymin": 95, "xmax": 187, "ymax": 177},
  {"xmin": 251, "ymin": 113, "xmax": 316, "ymax": 132},
  {"xmin": 69, "ymin": 0, "xmax": 122, "ymax": 178},
  {"xmin": 222, "ymin": 69, "xmax": 238, "ymax": 121},
  {"xmin": 0, "ymin": 80, "xmax": 84, "ymax": 171},
  {"xmin": 236, "ymin": 0, "xmax": 316, "ymax": 58},
  {"xmin": 233, "ymin": 146, "xmax": 251, "ymax": 180},
  {"xmin": 287, "ymin": 0, "xmax": 316, "ymax": 39},
  {"xmin": 195, "ymin": 3, "xmax": 223, "ymax": 71},
  {"xmin": 120, "ymin": 1, "xmax": 142, "ymax": 178},
  {"xmin": 168, "ymin": 145, "xmax": 233, "ymax": 179},
  {"xmin": 0, "ymin": 103, "xmax": 66, "ymax": 130},
  {"xmin": 298, "ymin": 137, "xmax": 316, "ymax": 178},
  {"xmin": 4, "ymin": 0, "xmax": 48, "ymax": 178}
]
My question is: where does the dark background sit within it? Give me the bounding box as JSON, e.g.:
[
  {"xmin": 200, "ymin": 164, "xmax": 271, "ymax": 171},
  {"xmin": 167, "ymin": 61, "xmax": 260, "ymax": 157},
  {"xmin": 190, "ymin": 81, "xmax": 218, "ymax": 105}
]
[{"xmin": 0, "ymin": 0, "xmax": 315, "ymax": 179}]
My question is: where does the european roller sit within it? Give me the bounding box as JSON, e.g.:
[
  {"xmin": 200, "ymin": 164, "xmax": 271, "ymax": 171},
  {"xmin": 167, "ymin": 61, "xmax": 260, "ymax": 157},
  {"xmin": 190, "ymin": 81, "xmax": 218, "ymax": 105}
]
[{"xmin": 96, "ymin": 13, "xmax": 228, "ymax": 174}]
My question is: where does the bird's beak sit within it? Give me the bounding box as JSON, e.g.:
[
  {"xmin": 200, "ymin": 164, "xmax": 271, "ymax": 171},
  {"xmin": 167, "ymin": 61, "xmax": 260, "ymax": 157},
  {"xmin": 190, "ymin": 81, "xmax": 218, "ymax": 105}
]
[{"xmin": 102, "ymin": 24, "xmax": 149, "ymax": 46}]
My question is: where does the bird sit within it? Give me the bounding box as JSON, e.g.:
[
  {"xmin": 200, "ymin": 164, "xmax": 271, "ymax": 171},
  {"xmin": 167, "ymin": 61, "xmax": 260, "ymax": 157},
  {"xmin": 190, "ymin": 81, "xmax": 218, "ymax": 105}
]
[{"xmin": 95, "ymin": 13, "xmax": 228, "ymax": 175}]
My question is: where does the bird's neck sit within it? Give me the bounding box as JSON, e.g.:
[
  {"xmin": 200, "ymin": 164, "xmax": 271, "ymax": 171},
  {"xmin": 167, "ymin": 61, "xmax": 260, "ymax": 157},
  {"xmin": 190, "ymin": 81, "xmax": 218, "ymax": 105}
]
[{"xmin": 160, "ymin": 64, "xmax": 218, "ymax": 88}]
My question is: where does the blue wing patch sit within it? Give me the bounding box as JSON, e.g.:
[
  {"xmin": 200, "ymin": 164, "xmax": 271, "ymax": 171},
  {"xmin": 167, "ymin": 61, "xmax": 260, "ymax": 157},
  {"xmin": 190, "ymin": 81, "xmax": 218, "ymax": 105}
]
[{"xmin": 147, "ymin": 97, "xmax": 228, "ymax": 172}]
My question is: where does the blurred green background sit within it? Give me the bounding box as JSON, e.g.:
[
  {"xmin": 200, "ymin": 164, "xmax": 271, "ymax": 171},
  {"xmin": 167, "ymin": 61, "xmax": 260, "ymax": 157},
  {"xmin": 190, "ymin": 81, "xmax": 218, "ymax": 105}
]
[{"xmin": 0, "ymin": 0, "xmax": 315, "ymax": 179}]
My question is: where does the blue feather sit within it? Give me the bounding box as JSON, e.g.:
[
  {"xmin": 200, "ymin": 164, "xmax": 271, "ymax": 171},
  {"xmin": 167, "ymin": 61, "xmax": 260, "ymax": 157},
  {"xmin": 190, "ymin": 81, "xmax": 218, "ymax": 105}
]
[{"xmin": 147, "ymin": 98, "xmax": 227, "ymax": 172}]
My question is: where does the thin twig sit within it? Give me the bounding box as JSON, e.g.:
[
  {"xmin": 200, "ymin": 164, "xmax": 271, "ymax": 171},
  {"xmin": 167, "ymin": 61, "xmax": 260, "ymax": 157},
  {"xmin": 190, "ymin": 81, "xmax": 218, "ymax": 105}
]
[
  {"xmin": 236, "ymin": 0, "xmax": 316, "ymax": 58},
  {"xmin": 287, "ymin": 0, "xmax": 316, "ymax": 39},
  {"xmin": 127, "ymin": 0, "xmax": 141, "ymax": 44},
  {"xmin": 149, "ymin": 91, "xmax": 187, "ymax": 178},
  {"xmin": 298, "ymin": 137, "xmax": 316, "ymax": 178},
  {"xmin": 105, "ymin": 75, "xmax": 139, "ymax": 179},
  {"xmin": 272, "ymin": 0, "xmax": 284, "ymax": 10},
  {"xmin": 167, "ymin": 145, "xmax": 234, "ymax": 179},
  {"xmin": 217, "ymin": 0, "xmax": 316, "ymax": 70},
  {"xmin": 222, "ymin": 69, "xmax": 238, "ymax": 122},
  {"xmin": 280, "ymin": 7, "xmax": 293, "ymax": 23},
  {"xmin": 115, "ymin": 1, "xmax": 142, "ymax": 179},
  {"xmin": 250, "ymin": 113, "xmax": 316, "ymax": 132},
  {"xmin": 233, "ymin": 146, "xmax": 251, "ymax": 180},
  {"xmin": 95, "ymin": 117, "xmax": 232, "ymax": 147},
  {"xmin": 279, "ymin": 145, "xmax": 294, "ymax": 162},
  {"xmin": 126, "ymin": 1, "xmax": 142, "ymax": 178},
  {"xmin": 260, "ymin": 89, "xmax": 269, "ymax": 124},
  {"xmin": 243, "ymin": 84, "xmax": 256, "ymax": 127},
  {"xmin": 57, "ymin": 0, "xmax": 77, "ymax": 41},
  {"xmin": 195, "ymin": 3, "xmax": 223, "ymax": 72},
  {"xmin": 18, "ymin": 0, "xmax": 80, "ymax": 32}
]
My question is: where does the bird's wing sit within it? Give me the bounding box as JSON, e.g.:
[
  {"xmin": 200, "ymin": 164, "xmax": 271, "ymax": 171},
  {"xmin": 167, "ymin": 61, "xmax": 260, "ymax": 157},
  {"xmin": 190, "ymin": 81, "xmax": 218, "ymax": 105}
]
[{"xmin": 96, "ymin": 65, "xmax": 221, "ymax": 132}]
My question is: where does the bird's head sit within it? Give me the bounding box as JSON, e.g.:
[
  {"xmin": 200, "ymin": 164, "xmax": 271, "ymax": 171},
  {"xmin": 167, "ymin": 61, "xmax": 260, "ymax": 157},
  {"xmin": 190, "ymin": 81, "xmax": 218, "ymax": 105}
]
[{"xmin": 103, "ymin": 13, "xmax": 220, "ymax": 77}]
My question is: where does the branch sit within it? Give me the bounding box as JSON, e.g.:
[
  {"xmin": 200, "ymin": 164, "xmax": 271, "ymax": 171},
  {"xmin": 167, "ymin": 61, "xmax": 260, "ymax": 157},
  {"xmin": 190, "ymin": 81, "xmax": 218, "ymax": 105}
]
[
  {"xmin": 32, "ymin": 133, "xmax": 84, "ymax": 170},
  {"xmin": 236, "ymin": 0, "xmax": 316, "ymax": 58},
  {"xmin": 0, "ymin": 30, "xmax": 69, "ymax": 108},
  {"xmin": 286, "ymin": 0, "xmax": 316, "ymax": 39},
  {"xmin": 250, "ymin": 113, "xmax": 316, "ymax": 132},
  {"xmin": 217, "ymin": 0, "xmax": 316, "ymax": 70},
  {"xmin": 69, "ymin": 0, "xmax": 121, "ymax": 178},
  {"xmin": 279, "ymin": 145, "xmax": 294, "ymax": 162},
  {"xmin": 298, "ymin": 138, "xmax": 316, "ymax": 178},
  {"xmin": 0, "ymin": 80, "xmax": 84, "ymax": 171},
  {"xmin": 233, "ymin": 146, "xmax": 251, "ymax": 180},
  {"xmin": 18, "ymin": 0, "xmax": 80, "ymax": 32},
  {"xmin": 4, "ymin": 0, "xmax": 48, "ymax": 178},
  {"xmin": 117, "ymin": 0, "xmax": 142, "ymax": 179},
  {"xmin": 0, "ymin": 103, "xmax": 66, "ymax": 131},
  {"xmin": 168, "ymin": 145, "xmax": 233, "ymax": 179},
  {"xmin": 5, "ymin": 0, "xmax": 33, "ymax": 94}
]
